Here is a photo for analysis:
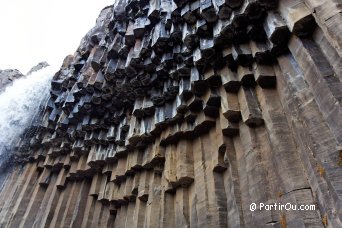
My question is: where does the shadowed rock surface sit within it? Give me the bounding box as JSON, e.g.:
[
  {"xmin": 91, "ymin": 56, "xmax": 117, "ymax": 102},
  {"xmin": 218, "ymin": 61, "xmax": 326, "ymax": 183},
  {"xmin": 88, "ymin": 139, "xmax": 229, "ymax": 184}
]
[
  {"xmin": 0, "ymin": 0, "xmax": 341, "ymax": 227},
  {"xmin": 0, "ymin": 63, "xmax": 53, "ymax": 197}
]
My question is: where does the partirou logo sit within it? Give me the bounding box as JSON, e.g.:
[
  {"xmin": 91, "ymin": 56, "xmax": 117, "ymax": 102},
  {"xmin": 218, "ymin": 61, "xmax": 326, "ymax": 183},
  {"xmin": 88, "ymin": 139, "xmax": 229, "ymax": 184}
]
[{"xmin": 250, "ymin": 203, "xmax": 316, "ymax": 211}]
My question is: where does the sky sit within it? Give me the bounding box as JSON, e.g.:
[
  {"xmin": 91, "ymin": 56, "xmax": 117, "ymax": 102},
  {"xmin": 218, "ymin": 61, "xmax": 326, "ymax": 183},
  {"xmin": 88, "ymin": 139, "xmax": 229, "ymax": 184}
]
[{"xmin": 0, "ymin": 0, "xmax": 114, "ymax": 74}]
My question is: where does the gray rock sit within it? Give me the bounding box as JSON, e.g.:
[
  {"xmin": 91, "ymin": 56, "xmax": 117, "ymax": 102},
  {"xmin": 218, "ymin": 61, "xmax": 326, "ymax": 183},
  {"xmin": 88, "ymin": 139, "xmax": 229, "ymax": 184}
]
[
  {"xmin": 26, "ymin": 61, "xmax": 49, "ymax": 75},
  {"xmin": 0, "ymin": 69, "xmax": 23, "ymax": 92}
]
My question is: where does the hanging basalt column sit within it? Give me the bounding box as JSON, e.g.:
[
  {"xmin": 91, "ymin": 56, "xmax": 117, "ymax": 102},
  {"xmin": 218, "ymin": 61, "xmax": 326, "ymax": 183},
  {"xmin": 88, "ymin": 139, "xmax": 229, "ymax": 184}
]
[{"xmin": 0, "ymin": 0, "xmax": 341, "ymax": 227}]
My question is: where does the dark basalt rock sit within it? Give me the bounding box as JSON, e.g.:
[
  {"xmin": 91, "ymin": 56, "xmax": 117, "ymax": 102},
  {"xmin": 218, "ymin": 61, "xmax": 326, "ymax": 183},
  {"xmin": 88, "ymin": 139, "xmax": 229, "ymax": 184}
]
[{"xmin": 0, "ymin": 0, "xmax": 341, "ymax": 227}]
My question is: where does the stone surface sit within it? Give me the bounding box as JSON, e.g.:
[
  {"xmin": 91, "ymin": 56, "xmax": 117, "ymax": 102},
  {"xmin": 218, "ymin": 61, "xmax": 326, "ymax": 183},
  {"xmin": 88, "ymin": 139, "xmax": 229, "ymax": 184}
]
[
  {"xmin": 0, "ymin": 0, "xmax": 341, "ymax": 227},
  {"xmin": 0, "ymin": 61, "xmax": 49, "ymax": 93},
  {"xmin": 26, "ymin": 61, "xmax": 50, "ymax": 75},
  {"xmin": 0, "ymin": 69, "xmax": 23, "ymax": 93}
]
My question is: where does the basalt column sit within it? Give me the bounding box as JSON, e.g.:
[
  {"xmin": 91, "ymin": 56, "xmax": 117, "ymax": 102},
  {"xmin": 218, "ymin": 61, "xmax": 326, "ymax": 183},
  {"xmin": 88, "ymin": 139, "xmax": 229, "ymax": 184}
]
[{"xmin": 0, "ymin": 0, "xmax": 341, "ymax": 227}]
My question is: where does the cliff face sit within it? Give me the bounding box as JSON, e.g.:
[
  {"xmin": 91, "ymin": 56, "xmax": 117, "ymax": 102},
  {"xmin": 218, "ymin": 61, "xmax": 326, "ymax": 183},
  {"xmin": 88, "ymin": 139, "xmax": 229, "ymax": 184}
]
[
  {"xmin": 0, "ymin": 62, "xmax": 51, "ymax": 187},
  {"xmin": 0, "ymin": 0, "xmax": 341, "ymax": 227}
]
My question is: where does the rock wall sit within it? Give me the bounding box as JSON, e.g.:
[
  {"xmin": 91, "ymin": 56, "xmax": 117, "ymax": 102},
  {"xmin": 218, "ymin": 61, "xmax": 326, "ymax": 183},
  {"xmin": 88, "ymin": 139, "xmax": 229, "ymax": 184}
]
[
  {"xmin": 0, "ymin": 62, "xmax": 52, "ymax": 189},
  {"xmin": 0, "ymin": 0, "xmax": 341, "ymax": 227}
]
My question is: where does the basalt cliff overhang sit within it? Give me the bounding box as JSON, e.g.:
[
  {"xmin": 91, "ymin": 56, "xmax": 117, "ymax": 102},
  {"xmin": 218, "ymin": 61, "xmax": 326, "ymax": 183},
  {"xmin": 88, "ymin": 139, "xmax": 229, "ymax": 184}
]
[{"xmin": 0, "ymin": 0, "xmax": 341, "ymax": 227}]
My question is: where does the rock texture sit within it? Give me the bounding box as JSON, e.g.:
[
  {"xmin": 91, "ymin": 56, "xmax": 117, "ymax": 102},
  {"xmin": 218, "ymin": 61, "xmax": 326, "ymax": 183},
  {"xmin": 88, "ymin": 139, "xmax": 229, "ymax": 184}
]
[
  {"xmin": 26, "ymin": 61, "xmax": 50, "ymax": 75},
  {"xmin": 0, "ymin": 62, "xmax": 49, "ymax": 93},
  {"xmin": 0, "ymin": 0, "xmax": 341, "ymax": 227},
  {"xmin": 0, "ymin": 69, "xmax": 23, "ymax": 93}
]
